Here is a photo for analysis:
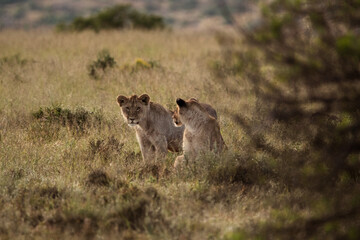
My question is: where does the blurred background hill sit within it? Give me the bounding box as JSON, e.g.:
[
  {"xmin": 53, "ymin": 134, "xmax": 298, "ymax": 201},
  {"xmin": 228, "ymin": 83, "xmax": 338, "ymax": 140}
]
[{"xmin": 0, "ymin": 0, "xmax": 254, "ymax": 30}]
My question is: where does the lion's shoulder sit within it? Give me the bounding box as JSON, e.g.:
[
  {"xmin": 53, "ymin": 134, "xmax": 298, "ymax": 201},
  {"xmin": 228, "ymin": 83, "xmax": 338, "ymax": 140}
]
[
  {"xmin": 177, "ymin": 99, "xmax": 225, "ymax": 152},
  {"xmin": 149, "ymin": 101, "xmax": 168, "ymax": 112}
]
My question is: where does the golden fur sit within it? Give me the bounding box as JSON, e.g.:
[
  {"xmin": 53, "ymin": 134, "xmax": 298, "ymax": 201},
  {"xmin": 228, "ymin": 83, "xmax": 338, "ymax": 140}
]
[
  {"xmin": 173, "ymin": 98, "xmax": 226, "ymax": 168},
  {"xmin": 117, "ymin": 94, "xmax": 184, "ymax": 161},
  {"xmin": 172, "ymin": 98, "xmax": 217, "ymax": 126}
]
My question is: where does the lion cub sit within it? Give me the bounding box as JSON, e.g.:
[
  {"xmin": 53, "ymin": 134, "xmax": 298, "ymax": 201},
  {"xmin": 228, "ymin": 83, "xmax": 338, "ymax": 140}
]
[
  {"xmin": 172, "ymin": 98, "xmax": 226, "ymax": 168},
  {"xmin": 117, "ymin": 94, "xmax": 184, "ymax": 162}
]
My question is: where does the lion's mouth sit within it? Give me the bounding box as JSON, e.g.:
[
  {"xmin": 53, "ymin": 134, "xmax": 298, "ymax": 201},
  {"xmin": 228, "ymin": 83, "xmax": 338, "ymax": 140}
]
[
  {"xmin": 173, "ymin": 120, "xmax": 182, "ymax": 126},
  {"xmin": 128, "ymin": 120, "xmax": 139, "ymax": 126}
]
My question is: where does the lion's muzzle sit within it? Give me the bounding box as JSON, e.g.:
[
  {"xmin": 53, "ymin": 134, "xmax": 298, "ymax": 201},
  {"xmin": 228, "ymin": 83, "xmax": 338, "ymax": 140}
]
[{"xmin": 128, "ymin": 118, "xmax": 139, "ymax": 126}]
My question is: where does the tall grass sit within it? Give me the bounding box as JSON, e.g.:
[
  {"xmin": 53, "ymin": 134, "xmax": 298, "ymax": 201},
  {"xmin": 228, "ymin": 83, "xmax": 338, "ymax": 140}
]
[
  {"xmin": 0, "ymin": 29, "xmax": 335, "ymax": 239},
  {"xmin": 0, "ymin": 29, "xmax": 257, "ymax": 239}
]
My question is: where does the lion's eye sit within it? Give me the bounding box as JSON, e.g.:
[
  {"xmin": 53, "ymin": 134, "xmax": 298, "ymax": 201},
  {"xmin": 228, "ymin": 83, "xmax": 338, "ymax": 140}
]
[
  {"xmin": 125, "ymin": 107, "xmax": 130, "ymax": 112},
  {"xmin": 136, "ymin": 107, "xmax": 141, "ymax": 112}
]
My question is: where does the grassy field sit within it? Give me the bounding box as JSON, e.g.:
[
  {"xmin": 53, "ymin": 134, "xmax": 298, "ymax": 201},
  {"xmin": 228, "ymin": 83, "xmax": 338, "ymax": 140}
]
[{"xmin": 0, "ymin": 29, "xmax": 323, "ymax": 239}]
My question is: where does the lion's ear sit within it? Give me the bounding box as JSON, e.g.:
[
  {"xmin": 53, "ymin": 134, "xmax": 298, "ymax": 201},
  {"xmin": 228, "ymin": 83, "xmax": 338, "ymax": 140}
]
[
  {"xmin": 176, "ymin": 98, "xmax": 186, "ymax": 107},
  {"xmin": 139, "ymin": 94, "xmax": 150, "ymax": 105},
  {"xmin": 189, "ymin": 97, "xmax": 198, "ymax": 102},
  {"xmin": 117, "ymin": 95, "xmax": 128, "ymax": 106}
]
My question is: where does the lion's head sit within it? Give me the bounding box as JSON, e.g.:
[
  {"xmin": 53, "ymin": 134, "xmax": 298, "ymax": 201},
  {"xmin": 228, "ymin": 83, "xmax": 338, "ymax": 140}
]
[
  {"xmin": 172, "ymin": 98, "xmax": 199, "ymax": 127},
  {"xmin": 116, "ymin": 94, "xmax": 150, "ymax": 127},
  {"xmin": 174, "ymin": 98, "xmax": 208, "ymax": 126}
]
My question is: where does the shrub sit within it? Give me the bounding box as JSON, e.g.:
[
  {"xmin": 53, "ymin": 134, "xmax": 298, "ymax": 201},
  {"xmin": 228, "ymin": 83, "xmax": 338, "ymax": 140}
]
[
  {"xmin": 120, "ymin": 58, "xmax": 160, "ymax": 73},
  {"xmin": 15, "ymin": 185, "xmax": 64, "ymax": 215},
  {"xmin": 105, "ymin": 197, "xmax": 149, "ymax": 231},
  {"xmin": 56, "ymin": 4, "xmax": 165, "ymax": 32},
  {"xmin": 0, "ymin": 54, "xmax": 28, "ymax": 68},
  {"xmin": 32, "ymin": 106, "xmax": 103, "ymax": 129},
  {"xmin": 46, "ymin": 209, "xmax": 99, "ymax": 237},
  {"xmin": 86, "ymin": 170, "xmax": 110, "ymax": 187},
  {"xmin": 88, "ymin": 49, "xmax": 116, "ymax": 79},
  {"xmin": 30, "ymin": 105, "xmax": 104, "ymax": 139}
]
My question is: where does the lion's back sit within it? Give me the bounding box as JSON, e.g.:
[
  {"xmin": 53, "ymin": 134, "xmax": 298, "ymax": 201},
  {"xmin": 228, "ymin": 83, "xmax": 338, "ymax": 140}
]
[{"xmin": 183, "ymin": 105, "xmax": 225, "ymax": 153}]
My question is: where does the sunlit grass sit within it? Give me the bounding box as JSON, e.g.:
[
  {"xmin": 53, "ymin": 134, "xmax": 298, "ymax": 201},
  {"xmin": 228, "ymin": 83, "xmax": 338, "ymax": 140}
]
[{"xmin": 0, "ymin": 29, "xmax": 288, "ymax": 239}]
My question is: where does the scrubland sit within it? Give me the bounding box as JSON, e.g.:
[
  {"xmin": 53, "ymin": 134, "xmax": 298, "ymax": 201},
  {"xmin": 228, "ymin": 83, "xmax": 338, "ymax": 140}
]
[{"xmin": 0, "ymin": 29, "xmax": 358, "ymax": 239}]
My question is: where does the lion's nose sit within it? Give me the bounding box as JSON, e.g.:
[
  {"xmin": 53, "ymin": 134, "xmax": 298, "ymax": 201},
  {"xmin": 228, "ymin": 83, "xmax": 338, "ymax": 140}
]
[{"xmin": 129, "ymin": 117, "xmax": 135, "ymax": 122}]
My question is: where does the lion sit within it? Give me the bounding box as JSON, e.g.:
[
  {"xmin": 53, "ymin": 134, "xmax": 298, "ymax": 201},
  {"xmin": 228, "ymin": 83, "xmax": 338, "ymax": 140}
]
[
  {"xmin": 117, "ymin": 94, "xmax": 184, "ymax": 162},
  {"xmin": 172, "ymin": 98, "xmax": 226, "ymax": 168}
]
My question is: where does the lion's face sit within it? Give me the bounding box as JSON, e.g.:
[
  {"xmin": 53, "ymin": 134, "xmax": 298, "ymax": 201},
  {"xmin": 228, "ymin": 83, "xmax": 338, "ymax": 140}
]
[
  {"xmin": 117, "ymin": 94, "xmax": 150, "ymax": 127},
  {"xmin": 172, "ymin": 108, "xmax": 182, "ymax": 126}
]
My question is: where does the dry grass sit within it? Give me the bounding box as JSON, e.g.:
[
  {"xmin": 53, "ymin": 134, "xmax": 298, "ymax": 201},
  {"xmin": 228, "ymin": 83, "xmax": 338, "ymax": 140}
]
[{"xmin": 0, "ymin": 29, "xmax": 287, "ymax": 239}]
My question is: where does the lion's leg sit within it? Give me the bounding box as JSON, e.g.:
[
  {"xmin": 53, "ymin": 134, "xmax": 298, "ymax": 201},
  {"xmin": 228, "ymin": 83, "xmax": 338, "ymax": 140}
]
[
  {"xmin": 150, "ymin": 135, "xmax": 168, "ymax": 160},
  {"xmin": 174, "ymin": 155, "xmax": 185, "ymax": 169},
  {"xmin": 212, "ymin": 131, "xmax": 226, "ymax": 153},
  {"xmin": 136, "ymin": 130, "xmax": 156, "ymax": 162},
  {"xmin": 142, "ymin": 142, "xmax": 156, "ymax": 162}
]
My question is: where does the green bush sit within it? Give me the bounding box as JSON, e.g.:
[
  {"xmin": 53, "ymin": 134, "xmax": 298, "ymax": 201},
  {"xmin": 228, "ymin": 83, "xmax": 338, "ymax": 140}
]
[
  {"xmin": 56, "ymin": 4, "xmax": 165, "ymax": 32},
  {"xmin": 30, "ymin": 105, "xmax": 104, "ymax": 139},
  {"xmin": 88, "ymin": 49, "xmax": 116, "ymax": 79},
  {"xmin": 0, "ymin": 54, "xmax": 29, "ymax": 68},
  {"xmin": 86, "ymin": 170, "xmax": 111, "ymax": 187},
  {"xmin": 32, "ymin": 106, "xmax": 102, "ymax": 128}
]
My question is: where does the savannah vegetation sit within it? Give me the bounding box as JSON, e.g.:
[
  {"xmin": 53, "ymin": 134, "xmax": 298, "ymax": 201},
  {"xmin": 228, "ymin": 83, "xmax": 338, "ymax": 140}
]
[
  {"xmin": 55, "ymin": 5, "xmax": 165, "ymax": 32},
  {"xmin": 1, "ymin": 0, "xmax": 360, "ymax": 239},
  {"xmin": 0, "ymin": 29, "xmax": 255, "ymax": 239}
]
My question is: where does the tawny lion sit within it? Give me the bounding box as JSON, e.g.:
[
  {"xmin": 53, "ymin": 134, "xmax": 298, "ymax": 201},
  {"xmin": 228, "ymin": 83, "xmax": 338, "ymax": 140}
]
[
  {"xmin": 172, "ymin": 98, "xmax": 226, "ymax": 168},
  {"xmin": 117, "ymin": 94, "xmax": 184, "ymax": 161}
]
